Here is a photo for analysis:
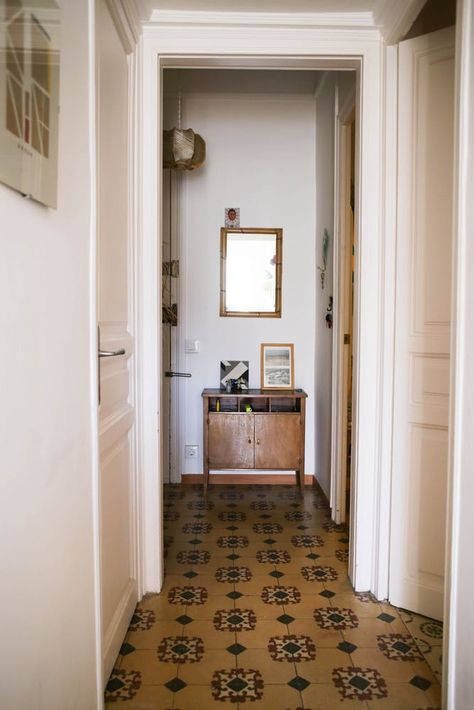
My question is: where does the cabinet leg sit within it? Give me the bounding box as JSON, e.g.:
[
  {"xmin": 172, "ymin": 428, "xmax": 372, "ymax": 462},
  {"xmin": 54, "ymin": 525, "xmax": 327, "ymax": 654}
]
[{"xmin": 296, "ymin": 468, "xmax": 304, "ymax": 491}]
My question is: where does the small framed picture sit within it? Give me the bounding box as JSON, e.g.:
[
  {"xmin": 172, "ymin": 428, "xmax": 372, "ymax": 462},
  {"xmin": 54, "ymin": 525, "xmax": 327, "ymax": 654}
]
[
  {"xmin": 260, "ymin": 343, "xmax": 294, "ymax": 390},
  {"xmin": 220, "ymin": 360, "xmax": 249, "ymax": 390},
  {"xmin": 225, "ymin": 207, "xmax": 240, "ymax": 228}
]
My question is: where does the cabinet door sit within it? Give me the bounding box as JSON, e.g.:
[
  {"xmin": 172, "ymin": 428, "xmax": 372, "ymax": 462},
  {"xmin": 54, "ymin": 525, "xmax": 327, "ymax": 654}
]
[
  {"xmin": 208, "ymin": 414, "xmax": 255, "ymax": 469},
  {"xmin": 255, "ymin": 414, "xmax": 301, "ymax": 469}
]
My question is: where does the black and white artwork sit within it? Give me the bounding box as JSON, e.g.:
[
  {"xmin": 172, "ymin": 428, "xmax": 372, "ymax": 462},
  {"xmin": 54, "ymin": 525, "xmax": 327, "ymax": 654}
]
[
  {"xmin": 260, "ymin": 344, "xmax": 294, "ymax": 390},
  {"xmin": 220, "ymin": 360, "xmax": 249, "ymax": 390}
]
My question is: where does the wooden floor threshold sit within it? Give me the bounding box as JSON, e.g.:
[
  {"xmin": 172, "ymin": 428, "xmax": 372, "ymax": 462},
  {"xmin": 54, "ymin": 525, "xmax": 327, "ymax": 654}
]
[{"xmin": 181, "ymin": 473, "xmax": 315, "ymax": 486}]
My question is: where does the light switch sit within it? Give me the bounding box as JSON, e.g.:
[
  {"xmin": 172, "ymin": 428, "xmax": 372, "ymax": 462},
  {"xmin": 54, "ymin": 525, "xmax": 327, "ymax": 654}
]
[{"xmin": 185, "ymin": 339, "xmax": 200, "ymax": 353}]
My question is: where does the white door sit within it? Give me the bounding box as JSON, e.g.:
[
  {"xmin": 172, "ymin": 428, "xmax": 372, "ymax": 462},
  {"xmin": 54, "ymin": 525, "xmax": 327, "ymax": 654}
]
[
  {"xmin": 390, "ymin": 27, "xmax": 455, "ymax": 620},
  {"xmin": 332, "ymin": 102, "xmax": 355, "ymax": 526},
  {"xmin": 162, "ymin": 169, "xmax": 181, "ymax": 483},
  {"xmin": 96, "ymin": 0, "xmax": 138, "ymax": 681}
]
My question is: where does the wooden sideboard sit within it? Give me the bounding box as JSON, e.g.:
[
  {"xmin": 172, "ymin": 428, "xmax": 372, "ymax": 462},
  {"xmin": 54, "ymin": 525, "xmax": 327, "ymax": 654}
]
[{"xmin": 202, "ymin": 388, "xmax": 307, "ymax": 491}]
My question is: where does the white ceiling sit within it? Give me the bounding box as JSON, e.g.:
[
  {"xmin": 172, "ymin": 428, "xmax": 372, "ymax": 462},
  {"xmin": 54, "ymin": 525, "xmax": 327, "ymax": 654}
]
[
  {"xmin": 151, "ymin": 0, "xmax": 378, "ymax": 11},
  {"xmin": 163, "ymin": 68, "xmax": 336, "ymax": 96}
]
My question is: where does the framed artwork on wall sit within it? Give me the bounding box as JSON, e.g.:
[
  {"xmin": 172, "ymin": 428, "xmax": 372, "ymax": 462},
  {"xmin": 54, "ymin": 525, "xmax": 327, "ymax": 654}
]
[
  {"xmin": 225, "ymin": 207, "xmax": 240, "ymax": 228},
  {"xmin": 260, "ymin": 343, "xmax": 294, "ymax": 390},
  {"xmin": 220, "ymin": 227, "xmax": 282, "ymax": 318},
  {"xmin": 0, "ymin": 1, "xmax": 60, "ymax": 207}
]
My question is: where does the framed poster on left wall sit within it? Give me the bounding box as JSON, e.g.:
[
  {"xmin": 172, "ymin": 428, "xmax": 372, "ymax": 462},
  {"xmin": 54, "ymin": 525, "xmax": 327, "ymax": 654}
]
[{"xmin": 0, "ymin": 0, "xmax": 60, "ymax": 208}]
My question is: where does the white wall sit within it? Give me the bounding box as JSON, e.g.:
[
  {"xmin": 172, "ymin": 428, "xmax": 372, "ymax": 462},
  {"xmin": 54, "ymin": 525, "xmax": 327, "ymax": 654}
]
[
  {"xmin": 0, "ymin": 1, "xmax": 99, "ymax": 708},
  {"xmin": 172, "ymin": 88, "xmax": 317, "ymax": 476}
]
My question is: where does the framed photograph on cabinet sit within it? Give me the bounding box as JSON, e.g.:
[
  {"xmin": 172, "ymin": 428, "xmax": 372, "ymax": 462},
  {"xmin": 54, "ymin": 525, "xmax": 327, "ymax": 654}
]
[{"xmin": 260, "ymin": 343, "xmax": 294, "ymax": 390}]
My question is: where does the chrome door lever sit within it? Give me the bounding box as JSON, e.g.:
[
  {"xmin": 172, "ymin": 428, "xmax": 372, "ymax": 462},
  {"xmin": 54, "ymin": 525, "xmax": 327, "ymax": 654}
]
[
  {"xmin": 98, "ymin": 324, "xmax": 126, "ymax": 405},
  {"xmin": 99, "ymin": 348, "xmax": 126, "ymax": 358},
  {"xmin": 165, "ymin": 371, "xmax": 192, "ymax": 378}
]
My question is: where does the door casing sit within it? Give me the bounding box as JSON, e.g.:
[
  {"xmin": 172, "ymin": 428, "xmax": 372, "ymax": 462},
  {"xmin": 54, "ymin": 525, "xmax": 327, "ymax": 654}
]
[{"xmin": 135, "ymin": 21, "xmax": 393, "ymax": 598}]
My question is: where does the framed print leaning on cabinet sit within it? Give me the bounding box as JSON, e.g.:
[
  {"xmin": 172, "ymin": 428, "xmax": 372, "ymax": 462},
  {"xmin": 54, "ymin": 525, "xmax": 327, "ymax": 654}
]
[{"xmin": 260, "ymin": 343, "xmax": 294, "ymax": 390}]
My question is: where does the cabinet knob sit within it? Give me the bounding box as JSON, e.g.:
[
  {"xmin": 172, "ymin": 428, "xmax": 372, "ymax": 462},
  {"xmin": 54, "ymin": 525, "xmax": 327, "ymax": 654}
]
[
  {"xmin": 248, "ymin": 438, "xmax": 252, "ymax": 444},
  {"xmin": 256, "ymin": 439, "xmax": 260, "ymax": 445}
]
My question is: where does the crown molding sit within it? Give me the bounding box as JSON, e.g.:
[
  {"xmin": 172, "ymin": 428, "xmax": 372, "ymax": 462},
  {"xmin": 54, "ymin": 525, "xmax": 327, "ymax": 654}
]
[
  {"xmin": 148, "ymin": 9, "xmax": 375, "ymax": 30},
  {"xmin": 106, "ymin": 0, "xmax": 152, "ymax": 54},
  {"xmin": 373, "ymin": 0, "xmax": 426, "ymax": 44}
]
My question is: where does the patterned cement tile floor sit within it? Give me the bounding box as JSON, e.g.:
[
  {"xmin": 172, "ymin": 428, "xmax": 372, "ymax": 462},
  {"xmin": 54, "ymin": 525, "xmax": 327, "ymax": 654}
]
[{"xmin": 105, "ymin": 484, "xmax": 443, "ymax": 709}]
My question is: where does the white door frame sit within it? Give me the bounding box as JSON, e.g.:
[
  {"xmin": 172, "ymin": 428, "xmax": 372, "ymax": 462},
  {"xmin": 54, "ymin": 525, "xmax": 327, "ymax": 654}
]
[
  {"xmin": 444, "ymin": 0, "xmax": 474, "ymax": 705},
  {"xmin": 331, "ymin": 85, "xmax": 355, "ymax": 526},
  {"xmin": 134, "ymin": 18, "xmax": 391, "ymax": 596}
]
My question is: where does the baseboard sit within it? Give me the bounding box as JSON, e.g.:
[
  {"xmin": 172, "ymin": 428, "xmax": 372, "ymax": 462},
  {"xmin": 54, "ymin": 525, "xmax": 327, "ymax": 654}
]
[
  {"xmin": 311, "ymin": 476, "xmax": 330, "ymax": 505},
  {"xmin": 181, "ymin": 473, "xmax": 315, "ymax": 486},
  {"xmin": 102, "ymin": 578, "xmax": 138, "ymax": 687}
]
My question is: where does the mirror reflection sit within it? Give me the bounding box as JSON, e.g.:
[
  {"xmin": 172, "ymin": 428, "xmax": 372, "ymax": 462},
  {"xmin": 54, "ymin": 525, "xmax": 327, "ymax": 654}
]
[{"xmin": 220, "ymin": 228, "xmax": 282, "ymax": 317}]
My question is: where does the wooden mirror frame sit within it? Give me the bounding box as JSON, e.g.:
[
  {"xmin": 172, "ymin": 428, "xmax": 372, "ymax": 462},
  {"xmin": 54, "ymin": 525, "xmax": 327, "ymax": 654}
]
[{"xmin": 220, "ymin": 227, "xmax": 282, "ymax": 318}]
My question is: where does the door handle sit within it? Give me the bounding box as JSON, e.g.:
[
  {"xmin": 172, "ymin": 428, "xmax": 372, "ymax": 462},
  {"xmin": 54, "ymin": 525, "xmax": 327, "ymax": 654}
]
[
  {"xmin": 97, "ymin": 324, "xmax": 126, "ymax": 406},
  {"xmin": 99, "ymin": 348, "xmax": 126, "ymax": 358},
  {"xmin": 165, "ymin": 371, "xmax": 192, "ymax": 378}
]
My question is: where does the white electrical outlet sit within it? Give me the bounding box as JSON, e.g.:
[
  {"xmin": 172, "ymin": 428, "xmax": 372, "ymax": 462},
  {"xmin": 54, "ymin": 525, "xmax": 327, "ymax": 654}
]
[{"xmin": 185, "ymin": 445, "xmax": 199, "ymax": 458}]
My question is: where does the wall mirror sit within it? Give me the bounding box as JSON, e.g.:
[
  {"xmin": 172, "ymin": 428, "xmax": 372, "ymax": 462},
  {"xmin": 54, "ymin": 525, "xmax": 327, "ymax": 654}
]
[{"xmin": 220, "ymin": 228, "xmax": 282, "ymax": 317}]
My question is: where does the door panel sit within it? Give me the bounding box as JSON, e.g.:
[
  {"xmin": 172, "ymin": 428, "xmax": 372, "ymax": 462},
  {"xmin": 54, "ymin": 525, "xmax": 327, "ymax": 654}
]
[
  {"xmin": 332, "ymin": 107, "xmax": 355, "ymax": 525},
  {"xmin": 162, "ymin": 170, "xmax": 181, "ymax": 483},
  {"xmin": 255, "ymin": 414, "xmax": 301, "ymax": 469},
  {"xmin": 390, "ymin": 27, "xmax": 454, "ymax": 619},
  {"xmin": 208, "ymin": 414, "xmax": 254, "ymax": 469},
  {"xmin": 97, "ymin": 0, "xmax": 137, "ymax": 682}
]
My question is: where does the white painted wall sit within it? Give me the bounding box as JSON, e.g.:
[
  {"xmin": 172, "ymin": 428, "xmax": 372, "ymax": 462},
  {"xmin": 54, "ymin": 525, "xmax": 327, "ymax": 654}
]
[
  {"xmin": 171, "ymin": 88, "xmax": 317, "ymax": 476},
  {"xmin": 314, "ymin": 74, "xmax": 336, "ymax": 498},
  {"xmin": 0, "ymin": 1, "xmax": 99, "ymax": 707}
]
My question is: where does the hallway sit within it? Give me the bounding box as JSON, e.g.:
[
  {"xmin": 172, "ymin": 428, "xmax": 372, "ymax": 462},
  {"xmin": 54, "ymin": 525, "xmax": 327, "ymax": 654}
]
[{"xmin": 105, "ymin": 484, "xmax": 442, "ymax": 708}]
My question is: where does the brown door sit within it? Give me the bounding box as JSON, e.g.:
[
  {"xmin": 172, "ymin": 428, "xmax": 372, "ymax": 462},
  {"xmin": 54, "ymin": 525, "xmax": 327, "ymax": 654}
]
[
  {"xmin": 208, "ymin": 414, "xmax": 255, "ymax": 469},
  {"xmin": 255, "ymin": 414, "xmax": 301, "ymax": 469}
]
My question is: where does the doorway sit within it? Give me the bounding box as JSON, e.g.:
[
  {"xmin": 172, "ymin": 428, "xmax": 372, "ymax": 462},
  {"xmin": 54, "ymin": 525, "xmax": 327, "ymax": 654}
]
[
  {"xmin": 137, "ymin": 29, "xmax": 388, "ymax": 599},
  {"xmin": 160, "ymin": 69, "xmax": 358, "ymax": 518},
  {"xmin": 331, "ymin": 90, "xmax": 356, "ymax": 528}
]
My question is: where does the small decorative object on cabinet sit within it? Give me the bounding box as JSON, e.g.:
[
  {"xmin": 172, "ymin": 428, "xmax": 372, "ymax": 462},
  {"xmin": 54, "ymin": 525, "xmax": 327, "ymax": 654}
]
[
  {"xmin": 220, "ymin": 360, "xmax": 249, "ymax": 390},
  {"xmin": 202, "ymin": 388, "xmax": 307, "ymax": 492}
]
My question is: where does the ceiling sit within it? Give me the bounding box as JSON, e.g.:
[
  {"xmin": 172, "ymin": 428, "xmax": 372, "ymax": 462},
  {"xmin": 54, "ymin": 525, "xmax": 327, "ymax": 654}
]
[
  {"xmin": 163, "ymin": 68, "xmax": 335, "ymax": 96},
  {"xmin": 151, "ymin": 0, "xmax": 378, "ymax": 11}
]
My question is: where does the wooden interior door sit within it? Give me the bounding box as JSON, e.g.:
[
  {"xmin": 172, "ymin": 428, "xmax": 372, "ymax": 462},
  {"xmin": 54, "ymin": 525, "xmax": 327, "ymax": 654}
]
[
  {"xmin": 390, "ymin": 27, "xmax": 455, "ymax": 620},
  {"xmin": 208, "ymin": 414, "xmax": 254, "ymax": 469},
  {"xmin": 255, "ymin": 414, "xmax": 301, "ymax": 470},
  {"xmin": 332, "ymin": 101, "xmax": 355, "ymax": 525},
  {"xmin": 96, "ymin": 0, "xmax": 137, "ymax": 681}
]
